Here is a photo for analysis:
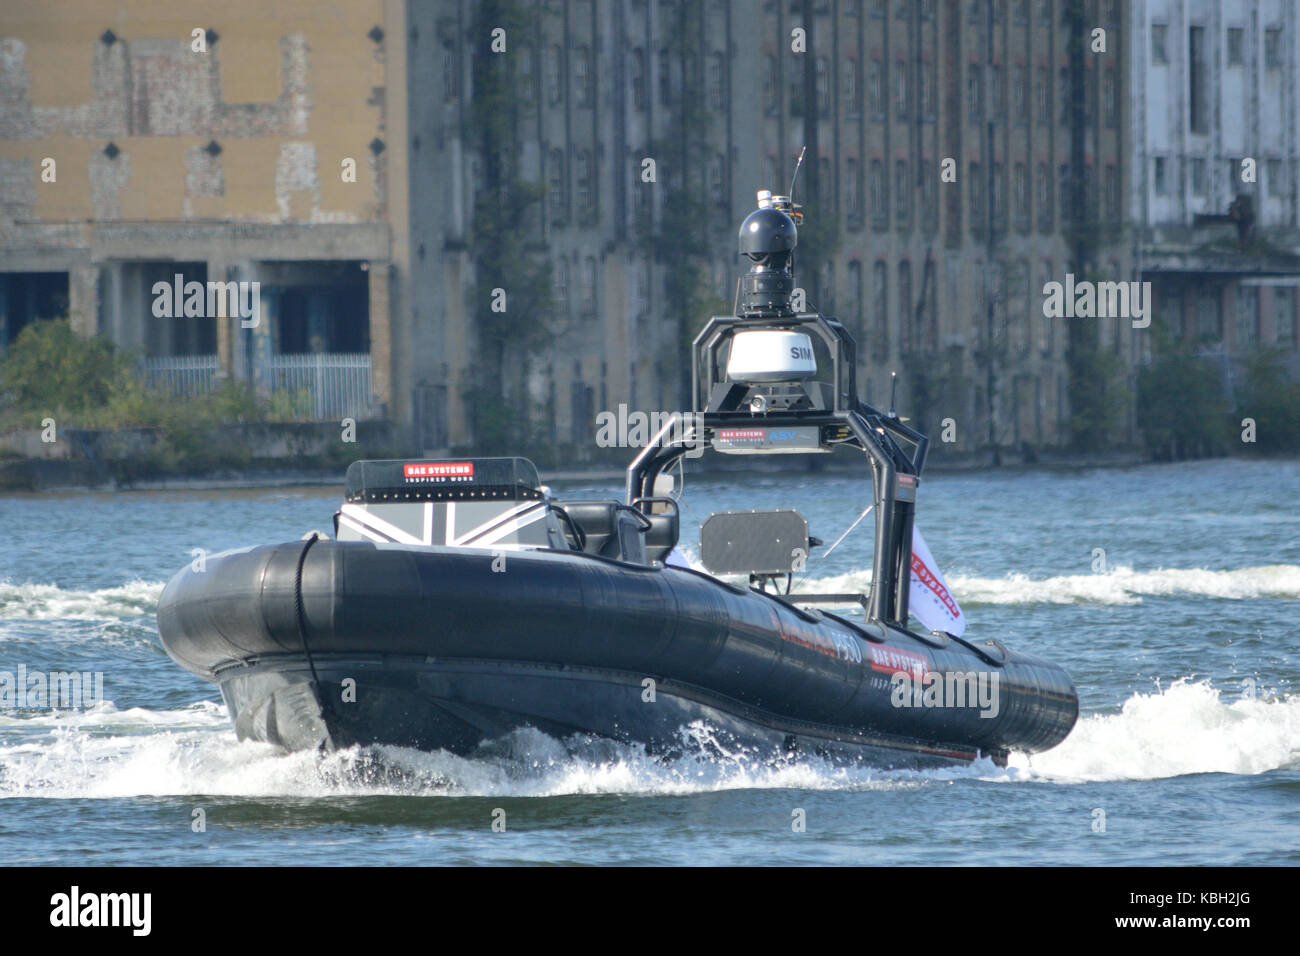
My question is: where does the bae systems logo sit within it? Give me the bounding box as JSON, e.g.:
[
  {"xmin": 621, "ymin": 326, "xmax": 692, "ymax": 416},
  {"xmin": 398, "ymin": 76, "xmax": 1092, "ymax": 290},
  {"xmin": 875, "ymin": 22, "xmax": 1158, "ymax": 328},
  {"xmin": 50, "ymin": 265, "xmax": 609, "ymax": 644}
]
[{"xmin": 403, "ymin": 462, "xmax": 474, "ymax": 482}]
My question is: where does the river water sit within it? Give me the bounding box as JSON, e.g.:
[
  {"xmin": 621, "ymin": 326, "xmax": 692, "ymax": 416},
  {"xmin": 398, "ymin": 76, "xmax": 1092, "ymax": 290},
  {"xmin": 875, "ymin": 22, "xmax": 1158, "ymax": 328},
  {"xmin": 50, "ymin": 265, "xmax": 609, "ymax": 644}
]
[{"xmin": 1, "ymin": 458, "xmax": 1297, "ymax": 865}]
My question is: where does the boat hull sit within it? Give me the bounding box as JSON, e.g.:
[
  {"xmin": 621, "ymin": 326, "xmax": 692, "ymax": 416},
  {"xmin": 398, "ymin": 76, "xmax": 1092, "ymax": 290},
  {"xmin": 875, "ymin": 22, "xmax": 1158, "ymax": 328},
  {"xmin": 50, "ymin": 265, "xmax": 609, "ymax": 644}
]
[{"xmin": 158, "ymin": 539, "xmax": 1078, "ymax": 767}]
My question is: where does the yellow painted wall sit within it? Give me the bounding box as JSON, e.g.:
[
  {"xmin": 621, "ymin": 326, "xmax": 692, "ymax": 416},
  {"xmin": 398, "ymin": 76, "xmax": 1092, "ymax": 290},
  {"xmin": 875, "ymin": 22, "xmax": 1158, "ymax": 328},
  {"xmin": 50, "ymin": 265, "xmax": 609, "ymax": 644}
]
[{"xmin": 0, "ymin": 0, "xmax": 386, "ymax": 223}]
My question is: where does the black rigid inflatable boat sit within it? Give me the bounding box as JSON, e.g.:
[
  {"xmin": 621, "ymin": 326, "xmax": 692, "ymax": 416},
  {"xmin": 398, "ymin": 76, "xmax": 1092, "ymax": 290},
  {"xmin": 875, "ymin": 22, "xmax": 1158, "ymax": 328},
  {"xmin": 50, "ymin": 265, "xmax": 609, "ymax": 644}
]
[{"xmin": 157, "ymin": 187, "xmax": 1078, "ymax": 768}]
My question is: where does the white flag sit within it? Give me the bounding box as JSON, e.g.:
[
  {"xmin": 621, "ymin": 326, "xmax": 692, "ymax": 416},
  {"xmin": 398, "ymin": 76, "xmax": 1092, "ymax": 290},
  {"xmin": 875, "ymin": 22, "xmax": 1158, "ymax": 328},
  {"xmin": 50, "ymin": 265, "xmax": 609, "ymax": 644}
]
[{"xmin": 909, "ymin": 525, "xmax": 965, "ymax": 637}]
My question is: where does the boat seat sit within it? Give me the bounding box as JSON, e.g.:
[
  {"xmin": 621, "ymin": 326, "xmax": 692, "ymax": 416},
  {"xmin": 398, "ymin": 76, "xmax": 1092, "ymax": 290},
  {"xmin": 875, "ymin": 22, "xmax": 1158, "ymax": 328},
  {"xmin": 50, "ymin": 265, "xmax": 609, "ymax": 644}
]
[
  {"xmin": 643, "ymin": 512, "xmax": 679, "ymax": 564},
  {"xmin": 557, "ymin": 500, "xmax": 650, "ymax": 564}
]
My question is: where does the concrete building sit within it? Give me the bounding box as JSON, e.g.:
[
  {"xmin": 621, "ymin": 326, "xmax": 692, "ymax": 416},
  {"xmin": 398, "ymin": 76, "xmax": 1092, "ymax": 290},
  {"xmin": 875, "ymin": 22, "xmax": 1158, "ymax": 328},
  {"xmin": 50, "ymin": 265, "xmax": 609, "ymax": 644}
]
[
  {"xmin": 2, "ymin": 0, "xmax": 1140, "ymax": 457},
  {"xmin": 408, "ymin": 0, "xmax": 1134, "ymax": 456},
  {"xmin": 1127, "ymin": 0, "xmax": 1300, "ymax": 383},
  {"xmin": 0, "ymin": 0, "xmax": 405, "ymax": 420}
]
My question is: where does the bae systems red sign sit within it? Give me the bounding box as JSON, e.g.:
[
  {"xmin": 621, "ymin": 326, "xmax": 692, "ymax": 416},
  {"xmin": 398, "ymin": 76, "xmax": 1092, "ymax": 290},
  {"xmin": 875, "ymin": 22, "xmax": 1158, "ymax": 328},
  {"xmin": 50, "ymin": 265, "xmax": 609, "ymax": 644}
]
[
  {"xmin": 867, "ymin": 645, "xmax": 929, "ymax": 679},
  {"xmin": 403, "ymin": 462, "xmax": 474, "ymax": 480}
]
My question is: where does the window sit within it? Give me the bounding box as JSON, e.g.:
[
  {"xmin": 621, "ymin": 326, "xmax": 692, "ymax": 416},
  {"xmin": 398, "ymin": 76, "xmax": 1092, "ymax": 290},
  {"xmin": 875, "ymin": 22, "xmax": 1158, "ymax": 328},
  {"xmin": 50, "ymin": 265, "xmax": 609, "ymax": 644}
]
[
  {"xmin": 1035, "ymin": 67, "xmax": 1049, "ymax": 124},
  {"xmin": 1058, "ymin": 68, "xmax": 1069, "ymax": 124},
  {"xmin": 921, "ymin": 159, "xmax": 936, "ymax": 224},
  {"xmin": 872, "ymin": 261, "xmax": 889, "ymax": 359},
  {"xmin": 1103, "ymin": 68, "xmax": 1116, "ymax": 126},
  {"xmin": 819, "ymin": 157, "xmax": 832, "ymax": 207},
  {"xmin": 1235, "ymin": 286, "xmax": 1259, "ymax": 347},
  {"xmin": 843, "ymin": 58, "xmax": 859, "ymax": 113},
  {"xmin": 631, "ymin": 48, "xmax": 647, "ymax": 110},
  {"xmin": 1104, "ymin": 165, "xmax": 1119, "ymax": 219},
  {"xmin": 846, "ymin": 158, "xmax": 862, "ymax": 220},
  {"xmin": 1265, "ymin": 28, "xmax": 1282, "ymax": 69},
  {"xmin": 518, "ymin": 45, "xmax": 536, "ymax": 103},
  {"xmin": 990, "ymin": 65, "xmax": 1003, "ymax": 117},
  {"xmin": 1037, "ymin": 163, "xmax": 1052, "ymax": 230},
  {"xmin": 919, "ymin": 64, "xmax": 933, "ymax": 118},
  {"xmin": 816, "ymin": 57, "xmax": 831, "ymax": 116},
  {"xmin": 848, "ymin": 260, "xmax": 864, "ymax": 340},
  {"xmin": 658, "ymin": 48, "xmax": 672, "ymax": 105},
  {"xmin": 763, "ymin": 55, "xmax": 778, "ymax": 113},
  {"xmin": 546, "ymin": 45, "xmax": 563, "ymax": 104},
  {"xmin": 1191, "ymin": 157, "xmax": 1207, "ymax": 195},
  {"xmin": 576, "ymin": 150, "xmax": 593, "ymax": 218},
  {"xmin": 1151, "ymin": 24, "xmax": 1168, "ymax": 64},
  {"xmin": 1154, "ymin": 157, "xmax": 1168, "ymax": 195},
  {"xmin": 1228, "ymin": 157, "xmax": 1241, "ymax": 190},
  {"xmin": 1197, "ymin": 288, "xmax": 1222, "ymax": 340},
  {"xmin": 442, "ymin": 43, "xmax": 459, "ymax": 101},
  {"xmin": 894, "ymin": 60, "xmax": 909, "ymax": 117},
  {"xmin": 895, "ymin": 160, "xmax": 910, "ymax": 223},
  {"xmin": 1013, "ymin": 67, "xmax": 1028, "ymax": 121},
  {"xmin": 968, "ymin": 66, "xmax": 982, "ymax": 121},
  {"xmin": 632, "ymin": 163, "xmax": 650, "ymax": 222},
  {"xmin": 1189, "ymin": 27, "xmax": 1207, "ymax": 133},
  {"xmin": 581, "ymin": 257, "xmax": 597, "ymax": 317},
  {"xmin": 1059, "ymin": 163, "xmax": 1071, "ymax": 222},
  {"xmin": 709, "ymin": 53, "xmax": 726, "ymax": 111},
  {"xmin": 1268, "ymin": 159, "xmax": 1286, "ymax": 197},
  {"xmin": 870, "ymin": 160, "xmax": 887, "ymax": 227},
  {"xmin": 1227, "ymin": 28, "xmax": 1244, "ymax": 67},
  {"xmin": 1275, "ymin": 288, "xmax": 1295, "ymax": 348},
  {"xmin": 970, "ymin": 162, "xmax": 983, "ymax": 227},
  {"xmin": 1038, "ymin": 0, "xmax": 1051, "ymax": 25},
  {"xmin": 574, "ymin": 46, "xmax": 593, "ymax": 107},
  {"xmin": 991, "ymin": 162, "xmax": 1004, "ymax": 224},
  {"xmin": 898, "ymin": 261, "xmax": 913, "ymax": 353},
  {"xmin": 548, "ymin": 148, "xmax": 566, "ymax": 220},
  {"xmin": 710, "ymin": 154, "xmax": 726, "ymax": 206},
  {"xmin": 553, "ymin": 258, "xmax": 568, "ymax": 315},
  {"xmin": 868, "ymin": 60, "xmax": 884, "ymax": 116},
  {"xmin": 1015, "ymin": 163, "xmax": 1029, "ymax": 228}
]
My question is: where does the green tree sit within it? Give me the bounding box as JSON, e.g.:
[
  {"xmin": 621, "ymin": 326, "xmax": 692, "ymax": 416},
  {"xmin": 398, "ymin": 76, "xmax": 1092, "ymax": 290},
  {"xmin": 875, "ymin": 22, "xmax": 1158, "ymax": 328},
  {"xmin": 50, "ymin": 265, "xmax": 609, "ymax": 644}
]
[{"xmin": 464, "ymin": 0, "xmax": 553, "ymax": 453}]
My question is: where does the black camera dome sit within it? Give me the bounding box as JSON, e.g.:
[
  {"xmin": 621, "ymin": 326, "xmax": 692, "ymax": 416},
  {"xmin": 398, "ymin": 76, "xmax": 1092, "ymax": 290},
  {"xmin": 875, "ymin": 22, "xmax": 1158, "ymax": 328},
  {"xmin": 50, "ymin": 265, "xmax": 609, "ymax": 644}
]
[{"xmin": 738, "ymin": 208, "xmax": 797, "ymax": 259}]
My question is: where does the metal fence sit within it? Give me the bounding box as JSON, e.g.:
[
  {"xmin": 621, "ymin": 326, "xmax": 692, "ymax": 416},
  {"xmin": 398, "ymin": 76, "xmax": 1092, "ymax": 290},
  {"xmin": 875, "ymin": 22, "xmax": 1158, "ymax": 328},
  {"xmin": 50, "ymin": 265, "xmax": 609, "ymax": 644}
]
[
  {"xmin": 266, "ymin": 352, "xmax": 377, "ymax": 420},
  {"xmin": 142, "ymin": 353, "xmax": 378, "ymax": 420},
  {"xmin": 143, "ymin": 354, "xmax": 220, "ymax": 396}
]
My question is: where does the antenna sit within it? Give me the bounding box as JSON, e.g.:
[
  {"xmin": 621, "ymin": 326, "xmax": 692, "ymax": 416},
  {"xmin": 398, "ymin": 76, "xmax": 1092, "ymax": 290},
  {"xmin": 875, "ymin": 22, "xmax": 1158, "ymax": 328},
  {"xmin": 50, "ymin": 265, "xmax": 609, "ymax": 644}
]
[
  {"xmin": 788, "ymin": 147, "xmax": 807, "ymax": 202},
  {"xmin": 888, "ymin": 371, "xmax": 899, "ymax": 419}
]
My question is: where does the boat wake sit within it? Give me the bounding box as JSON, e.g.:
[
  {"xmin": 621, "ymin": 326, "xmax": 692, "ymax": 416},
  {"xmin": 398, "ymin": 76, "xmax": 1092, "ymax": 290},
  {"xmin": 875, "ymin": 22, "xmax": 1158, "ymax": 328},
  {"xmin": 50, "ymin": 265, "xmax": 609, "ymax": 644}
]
[
  {"xmin": 794, "ymin": 563, "xmax": 1300, "ymax": 606},
  {"xmin": 0, "ymin": 580, "xmax": 164, "ymax": 620},
  {"xmin": 0, "ymin": 680, "xmax": 1294, "ymax": 800},
  {"xmin": 2, "ymin": 562, "xmax": 1296, "ymax": 625},
  {"xmin": 1010, "ymin": 678, "xmax": 1300, "ymax": 781}
]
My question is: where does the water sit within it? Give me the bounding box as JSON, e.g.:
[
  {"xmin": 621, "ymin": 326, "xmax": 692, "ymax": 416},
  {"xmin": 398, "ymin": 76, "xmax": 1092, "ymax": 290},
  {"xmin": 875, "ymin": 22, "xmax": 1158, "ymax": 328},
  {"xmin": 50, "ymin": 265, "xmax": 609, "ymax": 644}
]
[{"xmin": 1, "ymin": 458, "xmax": 1297, "ymax": 865}]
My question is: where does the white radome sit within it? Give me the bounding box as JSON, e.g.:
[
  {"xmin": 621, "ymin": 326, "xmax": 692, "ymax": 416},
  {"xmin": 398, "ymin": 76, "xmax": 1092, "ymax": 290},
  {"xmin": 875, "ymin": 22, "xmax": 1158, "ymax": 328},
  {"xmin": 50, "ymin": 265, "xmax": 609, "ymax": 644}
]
[{"xmin": 726, "ymin": 329, "xmax": 817, "ymax": 383}]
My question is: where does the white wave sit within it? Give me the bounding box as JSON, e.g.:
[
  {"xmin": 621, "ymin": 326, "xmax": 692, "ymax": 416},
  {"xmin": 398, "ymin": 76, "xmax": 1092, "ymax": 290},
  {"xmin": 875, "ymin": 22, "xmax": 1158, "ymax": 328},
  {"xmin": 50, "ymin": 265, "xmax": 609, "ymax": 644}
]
[
  {"xmin": 791, "ymin": 564, "xmax": 1300, "ymax": 606},
  {"xmin": 1011, "ymin": 679, "xmax": 1300, "ymax": 782},
  {"xmin": 4, "ymin": 682, "xmax": 1292, "ymax": 798},
  {"xmin": 0, "ymin": 712, "xmax": 936, "ymax": 800},
  {"xmin": 0, "ymin": 580, "xmax": 164, "ymax": 620}
]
